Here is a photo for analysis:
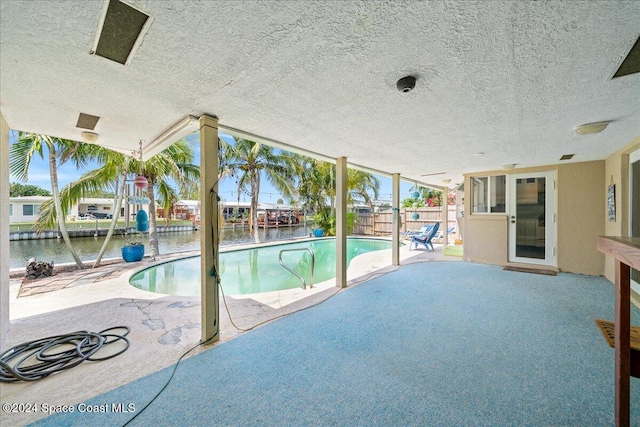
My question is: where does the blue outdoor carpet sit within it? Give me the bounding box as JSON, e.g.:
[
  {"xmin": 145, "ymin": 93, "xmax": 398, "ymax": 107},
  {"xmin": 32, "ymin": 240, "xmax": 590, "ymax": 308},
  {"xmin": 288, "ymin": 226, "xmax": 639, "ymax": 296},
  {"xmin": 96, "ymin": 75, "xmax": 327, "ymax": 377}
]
[{"xmin": 32, "ymin": 261, "xmax": 639, "ymax": 426}]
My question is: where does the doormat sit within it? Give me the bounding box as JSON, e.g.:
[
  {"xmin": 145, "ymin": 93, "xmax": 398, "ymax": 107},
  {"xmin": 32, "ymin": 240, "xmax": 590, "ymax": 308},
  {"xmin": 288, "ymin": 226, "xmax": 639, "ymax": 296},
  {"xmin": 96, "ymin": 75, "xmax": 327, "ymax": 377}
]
[
  {"xmin": 503, "ymin": 266, "xmax": 557, "ymax": 276},
  {"xmin": 595, "ymin": 319, "xmax": 640, "ymax": 350}
]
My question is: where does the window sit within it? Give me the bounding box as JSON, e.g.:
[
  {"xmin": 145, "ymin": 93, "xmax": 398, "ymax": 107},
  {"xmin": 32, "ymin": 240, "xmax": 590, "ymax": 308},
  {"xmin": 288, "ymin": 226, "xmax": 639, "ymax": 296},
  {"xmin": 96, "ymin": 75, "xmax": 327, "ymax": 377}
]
[
  {"xmin": 22, "ymin": 204, "xmax": 40, "ymax": 216},
  {"xmin": 471, "ymin": 175, "xmax": 506, "ymax": 213},
  {"xmin": 9, "ymin": 204, "xmax": 13, "ymax": 216}
]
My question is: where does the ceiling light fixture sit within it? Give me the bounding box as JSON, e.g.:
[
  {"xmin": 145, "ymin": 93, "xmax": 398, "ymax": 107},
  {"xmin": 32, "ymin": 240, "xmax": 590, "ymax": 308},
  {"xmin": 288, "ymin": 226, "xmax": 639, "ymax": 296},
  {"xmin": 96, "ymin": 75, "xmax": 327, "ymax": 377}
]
[
  {"xmin": 81, "ymin": 131, "xmax": 99, "ymax": 143},
  {"xmin": 144, "ymin": 116, "xmax": 199, "ymax": 157},
  {"xmin": 474, "ymin": 152, "xmax": 485, "ymax": 157},
  {"xmin": 501, "ymin": 164, "xmax": 517, "ymax": 171},
  {"xmin": 574, "ymin": 121, "xmax": 610, "ymax": 135}
]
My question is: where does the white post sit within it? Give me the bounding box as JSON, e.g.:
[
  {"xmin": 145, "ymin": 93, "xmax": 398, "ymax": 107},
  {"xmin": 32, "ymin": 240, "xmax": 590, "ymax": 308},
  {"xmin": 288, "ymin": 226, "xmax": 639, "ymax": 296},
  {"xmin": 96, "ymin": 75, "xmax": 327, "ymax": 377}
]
[
  {"xmin": 200, "ymin": 115, "xmax": 220, "ymax": 344},
  {"xmin": 0, "ymin": 113, "xmax": 10, "ymax": 350},
  {"xmin": 392, "ymin": 173, "xmax": 400, "ymax": 266},
  {"xmin": 336, "ymin": 157, "xmax": 347, "ymax": 288},
  {"xmin": 442, "ymin": 187, "xmax": 449, "ymax": 246}
]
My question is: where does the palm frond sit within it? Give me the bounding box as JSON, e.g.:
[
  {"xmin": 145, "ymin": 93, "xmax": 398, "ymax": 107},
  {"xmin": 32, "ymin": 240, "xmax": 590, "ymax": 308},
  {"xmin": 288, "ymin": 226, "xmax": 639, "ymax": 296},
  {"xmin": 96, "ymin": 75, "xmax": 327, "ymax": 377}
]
[{"xmin": 9, "ymin": 132, "xmax": 45, "ymax": 181}]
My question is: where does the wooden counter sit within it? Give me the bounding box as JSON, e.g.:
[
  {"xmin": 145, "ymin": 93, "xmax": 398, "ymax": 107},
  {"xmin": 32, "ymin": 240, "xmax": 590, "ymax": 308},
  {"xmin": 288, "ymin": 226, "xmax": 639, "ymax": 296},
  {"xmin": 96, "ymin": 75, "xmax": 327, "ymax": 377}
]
[{"xmin": 598, "ymin": 236, "xmax": 640, "ymax": 427}]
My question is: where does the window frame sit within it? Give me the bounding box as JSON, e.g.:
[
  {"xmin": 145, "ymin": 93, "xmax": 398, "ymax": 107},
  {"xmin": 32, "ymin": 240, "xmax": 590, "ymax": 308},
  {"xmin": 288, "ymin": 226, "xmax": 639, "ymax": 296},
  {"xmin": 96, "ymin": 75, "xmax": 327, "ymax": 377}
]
[
  {"xmin": 470, "ymin": 175, "xmax": 507, "ymax": 215},
  {"xmin": 22, "ymin": 204, "xmax": 40, "ymax": 216}
]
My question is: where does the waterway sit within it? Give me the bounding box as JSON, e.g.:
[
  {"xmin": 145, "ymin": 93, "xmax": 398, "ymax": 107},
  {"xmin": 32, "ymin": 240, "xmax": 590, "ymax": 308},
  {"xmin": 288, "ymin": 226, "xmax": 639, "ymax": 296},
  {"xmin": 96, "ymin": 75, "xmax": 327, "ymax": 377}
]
[{"xmin": 9, "ymin": 226, "xmax": 311, "ymax": 269}]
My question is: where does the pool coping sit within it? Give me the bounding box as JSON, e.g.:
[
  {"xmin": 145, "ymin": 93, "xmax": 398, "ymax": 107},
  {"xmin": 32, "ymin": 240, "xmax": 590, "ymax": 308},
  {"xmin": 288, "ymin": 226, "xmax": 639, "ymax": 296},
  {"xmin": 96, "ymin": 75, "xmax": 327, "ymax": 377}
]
[{"xmin": 127, "ymin": 236, "xmax": 402, "ymax": 306}]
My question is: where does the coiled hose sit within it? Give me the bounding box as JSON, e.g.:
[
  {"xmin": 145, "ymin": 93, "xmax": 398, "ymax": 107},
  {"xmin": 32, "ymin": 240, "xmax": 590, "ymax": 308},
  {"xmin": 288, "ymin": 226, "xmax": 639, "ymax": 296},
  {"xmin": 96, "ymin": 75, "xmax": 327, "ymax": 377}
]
[{"xmin": 0, "ymin": 326, "xmax": 130, "ymax": 383}]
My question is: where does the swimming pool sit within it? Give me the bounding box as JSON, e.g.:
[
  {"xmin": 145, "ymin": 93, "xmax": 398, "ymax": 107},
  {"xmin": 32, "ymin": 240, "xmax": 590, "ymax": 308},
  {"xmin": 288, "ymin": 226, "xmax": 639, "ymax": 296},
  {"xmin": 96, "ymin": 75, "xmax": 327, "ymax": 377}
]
[{"xmin": 129, "ymin": 238, "xmax": 392, "ymax": 296}]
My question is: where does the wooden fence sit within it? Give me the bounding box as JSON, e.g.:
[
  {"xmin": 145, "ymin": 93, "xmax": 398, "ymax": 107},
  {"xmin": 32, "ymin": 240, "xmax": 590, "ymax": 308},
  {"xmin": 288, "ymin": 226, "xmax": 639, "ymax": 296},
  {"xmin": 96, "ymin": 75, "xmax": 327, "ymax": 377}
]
[{"xmin": 354, "ymin": 206, "xmax": 458, "ymax": 238}]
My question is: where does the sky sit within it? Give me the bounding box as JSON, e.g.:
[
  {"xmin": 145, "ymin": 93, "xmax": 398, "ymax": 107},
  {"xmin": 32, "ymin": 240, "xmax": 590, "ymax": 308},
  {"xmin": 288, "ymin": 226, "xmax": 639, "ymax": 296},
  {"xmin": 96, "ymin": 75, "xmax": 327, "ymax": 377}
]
[{"xmin": 8, "ymin": 130, "xmax": 413, "ymax": 204}]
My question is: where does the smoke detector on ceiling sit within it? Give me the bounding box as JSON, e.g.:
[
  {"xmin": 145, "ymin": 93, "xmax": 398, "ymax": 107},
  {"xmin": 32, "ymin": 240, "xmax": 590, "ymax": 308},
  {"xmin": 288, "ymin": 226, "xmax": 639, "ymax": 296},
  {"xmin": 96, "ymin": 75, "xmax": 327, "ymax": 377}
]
[{"xmin": 397, "ymin": 76, "xmax": 416, "ymax": 93}]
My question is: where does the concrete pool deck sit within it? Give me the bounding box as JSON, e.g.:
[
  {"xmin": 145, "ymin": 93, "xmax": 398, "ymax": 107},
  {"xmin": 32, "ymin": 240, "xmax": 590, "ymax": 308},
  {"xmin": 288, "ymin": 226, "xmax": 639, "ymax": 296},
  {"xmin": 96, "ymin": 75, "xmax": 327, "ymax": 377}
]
[{"xmin": 1, "ymin": 240, "xmax": 461, "ymax": 426}]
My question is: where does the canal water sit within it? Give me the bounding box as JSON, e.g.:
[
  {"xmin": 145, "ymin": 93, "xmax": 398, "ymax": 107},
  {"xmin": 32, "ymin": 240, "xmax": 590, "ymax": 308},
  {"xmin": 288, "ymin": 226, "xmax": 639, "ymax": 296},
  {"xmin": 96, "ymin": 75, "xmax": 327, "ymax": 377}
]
[{"xmin": 9, "ymin": 226, "xmax": 311, "ymax": 269}]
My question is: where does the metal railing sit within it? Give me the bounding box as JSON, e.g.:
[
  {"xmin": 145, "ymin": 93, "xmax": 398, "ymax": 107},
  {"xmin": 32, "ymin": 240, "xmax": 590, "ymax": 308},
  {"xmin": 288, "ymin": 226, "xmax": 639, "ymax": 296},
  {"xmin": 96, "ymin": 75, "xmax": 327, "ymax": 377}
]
[{"xmin": 278, "ymin": 248, "xmax": 315, "ymax": 289}]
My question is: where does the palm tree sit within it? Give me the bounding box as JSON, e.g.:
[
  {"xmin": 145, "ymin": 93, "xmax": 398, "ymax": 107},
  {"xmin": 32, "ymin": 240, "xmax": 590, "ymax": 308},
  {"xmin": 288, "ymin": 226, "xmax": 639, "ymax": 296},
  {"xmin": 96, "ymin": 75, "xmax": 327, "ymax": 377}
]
[
  {"xmin": 221, "ymin": 138, "xmax": 295, "ymax": 243},
  {"xmin": 291, "ymin": 156, "xmax": 380, "ymax": 235},
  {"xmin": 36, "ymin": 140, "xmax": 199, "ymax": 264},
  {"xmin": 346, "ymin": 169, "xmax": 380, "ymax": 207},
  {"xmin": 294, "ymin": 157, "xmax": 380, "ymax": 212},
  {"xmin": 35, "ymin": 144, "xmax": 132, "ymax": 267},
  {"xmin": 291, "ymin": 155, "xmax": 333, "ymax": 214},
  {"xmin": 135, "ymin": 141, "xmax": 199, "ymax": 258},
  {"xmin": 9, "ymin": 132, "xmax": 85, "ymax": 269}
]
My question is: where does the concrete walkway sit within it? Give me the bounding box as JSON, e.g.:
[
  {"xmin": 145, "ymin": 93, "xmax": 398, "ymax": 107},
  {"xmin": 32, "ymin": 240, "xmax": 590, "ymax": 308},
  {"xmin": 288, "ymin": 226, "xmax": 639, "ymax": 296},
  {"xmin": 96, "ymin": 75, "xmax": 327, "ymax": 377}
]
[{"xmin": 1, "ymin": 241, "xmax": 461, "ymax": 426}]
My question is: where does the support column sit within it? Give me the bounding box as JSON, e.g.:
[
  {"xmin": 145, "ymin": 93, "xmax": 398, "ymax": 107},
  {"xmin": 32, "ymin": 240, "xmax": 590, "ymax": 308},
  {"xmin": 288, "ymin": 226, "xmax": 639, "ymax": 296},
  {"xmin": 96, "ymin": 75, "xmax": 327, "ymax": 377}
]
[
  {"xmin": 392, "ymin": 173, "xmax": 400, "ymax": 266},
  {"xmin": 336, "ymin": 157, "xmax": 347, "ymax": 288},
  {"xmin": 442, "ymin": 186, "xmax": 449, "ymax": 246},
  {"xmin": 0, "ymin": 113, "xmax": 10, "ymax": 350},
  {"xmin": 200, "ymin": 115, "xmax": 220, "ymax": 344}
]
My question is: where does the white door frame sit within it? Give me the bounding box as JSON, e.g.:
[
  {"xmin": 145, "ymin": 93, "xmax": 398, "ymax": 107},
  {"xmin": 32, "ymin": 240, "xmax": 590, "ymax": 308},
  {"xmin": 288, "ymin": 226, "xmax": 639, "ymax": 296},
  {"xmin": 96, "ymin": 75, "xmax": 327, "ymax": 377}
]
[{"xmin": 508, "ymin": 171, "xmax": 557, "ymax": 266}]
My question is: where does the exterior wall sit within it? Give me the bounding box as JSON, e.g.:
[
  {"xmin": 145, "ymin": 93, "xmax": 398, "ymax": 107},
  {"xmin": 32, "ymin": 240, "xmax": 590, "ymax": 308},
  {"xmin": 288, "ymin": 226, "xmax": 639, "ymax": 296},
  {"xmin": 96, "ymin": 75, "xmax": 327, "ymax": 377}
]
[
  {"xmin": 8, "ymin": 196, "xmax": 49, "ymax": 223},
  {"xmin": 9, "ymin": 197, "xmax": 124, "ymax": 223},
  {"xmin": 603, "ymin": 137, "xmax": 640, "ymax": 284},
  {"xmin": 463, "ymin": 213, "xmax": 508, "ymax": 265},
  {"xmin": 1, "ymin": 113, "xmax": 10, "ymax": 350},
  {"xmin": 556, "ymin": 161, "xmax": 605, "ymax": 275},
  {"xmin": 76, "ymin": 199, "xmax": 118, "ymax": 218},
  {"xmin": 463, "ymin": 161, "xmax": 605, "ymax": 275}
]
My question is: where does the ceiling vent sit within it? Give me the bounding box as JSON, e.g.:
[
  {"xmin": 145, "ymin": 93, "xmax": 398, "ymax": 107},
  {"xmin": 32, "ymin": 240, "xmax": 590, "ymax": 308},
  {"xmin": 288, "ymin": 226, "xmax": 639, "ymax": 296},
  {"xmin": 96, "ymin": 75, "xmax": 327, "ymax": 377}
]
[
  {"xmin": 91, "ymin": 0, "xmax": 152, "ymax": 66},
  {"xmin": 560, "ymin": 154, "xmax": 574, "ymax": 161},
  {"xmin": 76, "ymin": 113, "xmax": 100, "ymax": 130},
  {"xmin": 613, "ymin": 34, "xmax": 640, "ymax": 79}
]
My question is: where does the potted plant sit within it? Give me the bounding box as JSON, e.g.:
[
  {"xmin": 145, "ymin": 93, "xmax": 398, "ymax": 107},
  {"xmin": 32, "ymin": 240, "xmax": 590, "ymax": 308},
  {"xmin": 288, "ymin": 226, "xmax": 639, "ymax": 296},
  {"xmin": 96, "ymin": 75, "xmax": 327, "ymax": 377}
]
[{"xmin": 121, "ymin": 232, "xmax": 145, "ymax": 262}]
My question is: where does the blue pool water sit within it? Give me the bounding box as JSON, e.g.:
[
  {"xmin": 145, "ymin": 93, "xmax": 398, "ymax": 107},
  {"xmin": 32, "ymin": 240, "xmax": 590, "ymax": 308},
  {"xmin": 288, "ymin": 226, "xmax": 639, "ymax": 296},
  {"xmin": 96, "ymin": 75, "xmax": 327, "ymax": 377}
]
[{"xmin": 129, "ymin": 238, "xmax": 392, "ymax": 296}]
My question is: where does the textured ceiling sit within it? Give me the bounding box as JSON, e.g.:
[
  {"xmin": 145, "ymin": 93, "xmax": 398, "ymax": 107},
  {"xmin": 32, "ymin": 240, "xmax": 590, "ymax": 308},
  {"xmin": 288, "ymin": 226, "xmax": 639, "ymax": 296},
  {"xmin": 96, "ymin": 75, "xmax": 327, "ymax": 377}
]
[{"xmin": 1, "ymin": 0, "xmax": 639, "ymax": 188}]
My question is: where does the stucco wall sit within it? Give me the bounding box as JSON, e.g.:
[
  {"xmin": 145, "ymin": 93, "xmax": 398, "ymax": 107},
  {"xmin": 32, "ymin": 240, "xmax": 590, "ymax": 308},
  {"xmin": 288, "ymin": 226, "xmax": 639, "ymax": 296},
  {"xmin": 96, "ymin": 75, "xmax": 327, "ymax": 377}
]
[
  {"xmin": 603, "ymin": 137, "xmax": 640, "ymax": 283},
  {"xmin": 463, "ymin": 161, "xmax": 605, "ymax": 275},
  {"xmin": 1, "ymin": 113, "xmax": 10, "ymax": 350},
  {"xmin": 556, "ymin": 161, "xmax": 605, "ymax": 275},
  {"xmin": 463, "ymin": 213, "xmax": 508, "ymax": 265}
]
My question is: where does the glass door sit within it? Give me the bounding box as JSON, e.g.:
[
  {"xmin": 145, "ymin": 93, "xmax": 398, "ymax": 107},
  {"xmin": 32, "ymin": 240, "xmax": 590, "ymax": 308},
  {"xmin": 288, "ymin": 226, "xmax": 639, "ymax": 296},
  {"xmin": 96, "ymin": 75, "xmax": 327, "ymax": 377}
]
[
  {"xmin": 508, "ymin": 171, "xmax": 556, "ymax": 265},
  {"xmin": 630, "ymin": 149, "xmax": 639, "ymax": 294}
]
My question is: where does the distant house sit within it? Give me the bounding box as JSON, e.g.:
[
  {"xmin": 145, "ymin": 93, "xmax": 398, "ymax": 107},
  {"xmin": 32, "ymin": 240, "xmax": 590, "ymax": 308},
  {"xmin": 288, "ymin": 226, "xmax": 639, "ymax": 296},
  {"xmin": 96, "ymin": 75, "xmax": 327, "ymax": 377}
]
[
  {"xmin": 352, "ymin": 204, "xmax": 373, "ymax": 214},
  {"xmin": 174, "ymin": 200, "xmax": 201, "ymax": 221},
  {"xmin": 221, "ymin": 200, "xmax": 250, "ymax": 220},
  {"xmin": 8, "ymin": 196, "xmax": 49, "ymax": 223},
  {"xmin": 8, "ymin": 196, "xmax": 120, "ymax": 223},
  {"xmin": 72, "ymin": 197, "xmax": 118, "ymax": 219}
]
